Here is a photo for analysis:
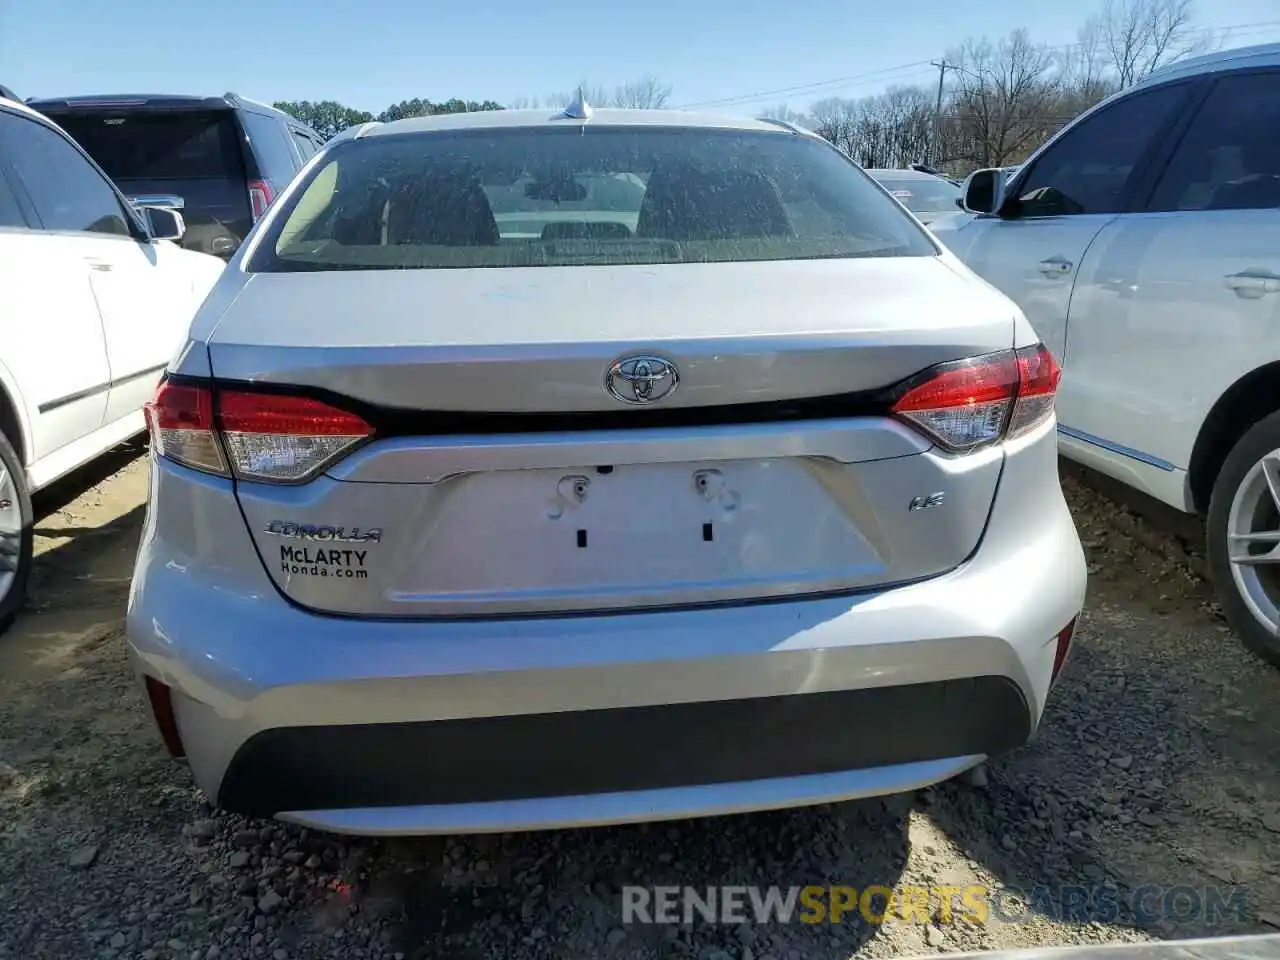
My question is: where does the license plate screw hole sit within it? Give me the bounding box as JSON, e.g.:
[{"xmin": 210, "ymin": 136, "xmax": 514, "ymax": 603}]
[
  {"xmin": 702, "ymin": 522, "xmax": 713, "ymax": 542},
  {"xmin": 576, "ymin": 529, "xmax": 588, "ymax": 548}
]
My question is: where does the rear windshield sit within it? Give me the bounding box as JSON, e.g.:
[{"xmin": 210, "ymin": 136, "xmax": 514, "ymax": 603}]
[
  {"xmin": 49, "ymin": 110, "xmax": 245, "ymax": 181},
  {"xmin": 250, "ymin": 126, "xmax": 936, "ymax": 271},
  {"xmin": 874, "ymin": 177, "xmax": 961, "ymax": 214}
]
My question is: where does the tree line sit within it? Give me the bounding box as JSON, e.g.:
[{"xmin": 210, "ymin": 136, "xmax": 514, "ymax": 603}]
[
  {"xmin": 276, "ymin": 0, "xmax": 1214, "ymax": 173},
  {"xmin": 272, "ymin": 76, "xmax": 672, "ymax": 141},
  {"xmin": 777, "ymin": 0, "xmax": 1213, "ymax": 173}
]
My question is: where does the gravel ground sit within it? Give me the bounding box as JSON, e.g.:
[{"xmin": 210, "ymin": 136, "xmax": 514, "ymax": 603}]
[{"xmin": 2, "ymin": 444, "xmax": 1279, "ymax": 960}]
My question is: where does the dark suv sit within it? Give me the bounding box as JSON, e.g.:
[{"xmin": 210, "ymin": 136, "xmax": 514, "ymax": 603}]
[{"xmin": 25, "ymin": 93, "xmax": 325, "ymax": 259}]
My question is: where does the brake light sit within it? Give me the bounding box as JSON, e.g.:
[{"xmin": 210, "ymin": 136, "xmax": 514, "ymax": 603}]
[
  {"xmin": 248, "ymin": 179, "xmax": 273, "ymax": 221},
  {"xmin": 1008, "ymin": 343, "xmax": 1062, "ymax": 439},
  {"xmin": 144, "ymin": 381, "xmax": 226, "ymax": 475},
  {"xmin": 218, "ymin": 390, "xmax": 372, "ymax": 482},
  {"xmin": 890, "ymin": 343, "xmax": 1060, "ymax": 452},
  {"xmin": 144, "ymin": 380, "xmax": 372, "ymax": 483}
]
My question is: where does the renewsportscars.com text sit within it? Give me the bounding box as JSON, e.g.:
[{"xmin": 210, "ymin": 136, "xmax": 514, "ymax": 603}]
[{"xmin": 620, "ymin": 884, "xmax": 1249, "ymax": 926}]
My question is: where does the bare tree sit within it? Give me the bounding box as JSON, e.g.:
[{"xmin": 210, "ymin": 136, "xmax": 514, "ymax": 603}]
[
  {"xmin": 797, "ymin": 0, "xmax": 1216, "ymax": 177},
  {"xmin": 809, "ymin": 97, "xmax": 860, "ymax": 158},
  {"xmin": 520, "ymin": 78, "xmax": 674, "ymax": 111},
  {"xmin": 758, "ymin": 104, "xmax": 814, "ymax": 128},
  {"xmin": 1059, "ymin": 16, "xmax": 1120, "ymax": 110},
  {"xmin": 945, "ymin": 29, "xmax": 1062, "ymax": 168},
  {"xmin": 1097, "ymin": 0, "xmax": 1210, "ymax": 87},
  {"xmin": 612, "ymin": 75, "xmax": 673, "ymax": 109}
]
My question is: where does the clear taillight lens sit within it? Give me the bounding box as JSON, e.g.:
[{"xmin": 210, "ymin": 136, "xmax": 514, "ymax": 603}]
[
  {"xmin": 217, "ymin": 390, "xmax": 372, "ymax": 482},
  {"xmin": 144, "ymin": 380, "xmax": 372, "ymax": 484},
  {"xmin": 890, "ymin": 343, "xmax": 1060, "ymax": 453}
]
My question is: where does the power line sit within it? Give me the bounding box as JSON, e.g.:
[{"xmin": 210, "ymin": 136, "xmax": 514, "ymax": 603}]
[
  {"xmin": 675, "ymin": 17, "xmax": 1280, "ymax": 112},
  {"xmin": 674, "ymin": 60, "xmax": 936, "ymax": 110}
]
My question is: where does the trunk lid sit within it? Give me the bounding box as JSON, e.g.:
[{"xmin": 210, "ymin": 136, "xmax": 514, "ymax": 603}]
[
  {"xmin": 208, "ymin": 257, "xmax": 1012, "ymax": 410},
  {"xmin": 217, "ymin": 257, "xmax": 1014, "ymax": 617}
]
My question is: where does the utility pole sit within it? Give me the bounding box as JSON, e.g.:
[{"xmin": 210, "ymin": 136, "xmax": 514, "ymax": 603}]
[{"xmin": 929, "ymin": 59, "xmax": 950, "ymax": 168}]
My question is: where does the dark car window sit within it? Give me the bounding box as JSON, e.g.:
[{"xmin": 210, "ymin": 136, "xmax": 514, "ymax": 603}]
[
  {"xmin": 50, "ymin": 110, "xmax": 244, "ymax": 180},
  {"xmin": 1011, "ymin": 82, "xmax": 1190, "ymax": 218},
  {"xmin": 0, "ymin": 164, "xmax": 26, "ymax": 228},
  {"xmin": 292, "ymin": 131, "xmax": 317, "ymax": 161},
  {"xmin": 241, "ymin": 112, "xmax": 298, "ymax": 179},
  {"xmin": 874, "ymin": 176, "xmax": 961, "ymax": 214},
  {"xmin": 253, "ymin": 126, "xmax": 937, "ymax": 272},
  {"xmin": 0, "ymin": 112, "xmax": 131, "ymax": 236},
  {"xmin": 1147, "ymin": 71, "xmax": 1280, "ymax": 212}
]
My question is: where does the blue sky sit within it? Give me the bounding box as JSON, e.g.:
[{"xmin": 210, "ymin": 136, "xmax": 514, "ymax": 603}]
[{"xmin": 3, "ymin": 0, "xmax": 1279, "ymax": 116}]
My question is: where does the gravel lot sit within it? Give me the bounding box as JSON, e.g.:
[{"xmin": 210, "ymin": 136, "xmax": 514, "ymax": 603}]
[{"xmin": 2, "ymin": 443, "xmax": 1279, "ymax": 960}]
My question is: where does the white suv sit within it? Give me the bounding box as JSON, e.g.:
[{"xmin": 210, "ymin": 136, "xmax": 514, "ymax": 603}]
[
  {"xmin": 0, "ymin": 96, "xmax": 224, "ymax": 627},
  {"xmin": 931, "ymin": 43, "xmax": 1280, "ymax": 668}
]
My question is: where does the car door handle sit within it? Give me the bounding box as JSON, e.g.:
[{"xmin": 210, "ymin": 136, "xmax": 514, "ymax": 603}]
[
  {"xmin": 1225, "ymin": 271, "xmax": 1280, "ymax": 299},
  {"xmin": 1038, "ymin": 257, "xmax": 1074, "ymax": 278},
  {"xmin": 84, "ymin": 257, "xmax": 114, "ymax": 273}
]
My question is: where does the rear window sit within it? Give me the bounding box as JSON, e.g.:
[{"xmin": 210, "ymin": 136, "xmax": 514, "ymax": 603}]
[
  {"xmin": 251, "ymin": 126, "xmax": 936, "ymax": 272},
  {"xmin": 874, "ymin": 177, "xmax": 961, "ymax": 214},
  {"xmin": 49, "ymin": 109, "xmax": 244, "ymax": 181},
  {"xmin": 241, "ymin": 112, "xmax": 298, "ymax": 179}
]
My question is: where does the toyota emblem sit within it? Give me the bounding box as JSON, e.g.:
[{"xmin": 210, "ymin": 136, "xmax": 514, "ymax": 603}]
[{"xmin": 605, "ymin": 355, "xmax": 680, "ymax": 405}]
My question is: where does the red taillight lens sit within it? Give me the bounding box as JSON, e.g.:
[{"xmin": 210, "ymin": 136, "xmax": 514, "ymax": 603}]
[
  {"xmin": 217, "ymin": 390, "xmax": 372, "ymax": 482},
  {"xmin": 1050, "ymin": 617, "xmax": 1077, "ymax": 685},
  {"xmin": 890, "ymin": 343, "xmax": 1060, "ymax": 453},
  {"xmin": 144, "ymin": 380, "xmax": 372, "ymax": 484},
  {"xmin": 144, "ymin": 381, "xmax": 226, "ymax": 475},
  {"xmin": 248, "ymin": 179, "xmax": 273, "ymax": 221}
]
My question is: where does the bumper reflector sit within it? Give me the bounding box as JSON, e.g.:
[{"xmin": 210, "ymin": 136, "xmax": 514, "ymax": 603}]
[
  {"xmin": 1050, "ymin": 617, "xmax": 1077, "ymax": 685},
  {"xmin": 144, "ymin": 676, "xmax": 186, "ymax": 758}
]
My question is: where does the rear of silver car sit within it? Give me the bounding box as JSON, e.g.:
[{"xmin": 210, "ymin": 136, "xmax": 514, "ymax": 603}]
[{"xmin": 126, "ymin": 115, "xmax": 1085, "ymax": 834}]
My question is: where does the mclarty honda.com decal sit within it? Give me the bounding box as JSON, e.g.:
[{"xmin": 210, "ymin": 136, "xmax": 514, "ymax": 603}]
[{"xmin": 280, "ymin": 545, "xmax": 370, "ymax": 579}]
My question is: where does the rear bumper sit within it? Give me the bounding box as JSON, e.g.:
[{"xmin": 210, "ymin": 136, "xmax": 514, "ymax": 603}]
[
  {"xmin": 126, "ymin": 420, "xmax": 1086, "ymax": 834},
  {"xmin": 219, "ymin": 678, "xmax": 1030, "ymax": 817}
]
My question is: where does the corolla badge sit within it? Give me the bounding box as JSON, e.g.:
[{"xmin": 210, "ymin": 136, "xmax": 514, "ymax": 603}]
[
  {"xmin": 605, "ymin": 355, "xmax": 680, "ymax": 405},
  {"xmin": 264, "ymin": 520, "xmax": 382, "ymax": 543}
]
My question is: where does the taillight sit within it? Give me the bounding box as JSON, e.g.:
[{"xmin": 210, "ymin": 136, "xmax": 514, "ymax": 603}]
[
  {"xmin": 218, "ymin": 390, "xmax": 372, "ymax": 482},
  {"xmin": 890, "ymin": 343, "xmax": 1060, "ymax": 453},
  {"xmin": 144, "ymin": 381, "xmax": 226, "ymax": 475},
  {"xmin": 144, "ymin": 380, "xmax": 372, "ymax": 484},
  {"xmin": 1008, "ymin": 343, "xmax": 1062, "ymax": 439},
  {"xmin": 248, "ymin": 179, "xmax": 273, "ymax": 221}
]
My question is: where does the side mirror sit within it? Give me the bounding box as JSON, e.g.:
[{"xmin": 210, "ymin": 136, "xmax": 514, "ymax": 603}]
[
  {"xmin": 961, "ymin": 168, "xmax": 1008, "ymax": 216},
  {"xmin": 140, "ymin": 205, "xmax": 186, "ymax": 243}
]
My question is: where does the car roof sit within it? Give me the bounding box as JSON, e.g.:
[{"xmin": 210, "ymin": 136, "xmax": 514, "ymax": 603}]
[
  {"xmin": 1, "ymin": 94, "xmax": 59, "ymax": 124},
  {"xmin": 1133, "ymin": 41, "xmax": 1280, "ymax": 88},
  {"xmin": 25, "ymin": 91, "xmax": 307, "ymax": 123},
  {"xmin": 359, "ymin": 108, "xmax": 798, "ymax": 139}
]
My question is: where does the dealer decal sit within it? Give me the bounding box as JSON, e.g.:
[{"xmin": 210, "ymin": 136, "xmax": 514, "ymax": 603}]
[{"xmin": 280, "ymin": 545, "xmax": 369, "ymax": 579}]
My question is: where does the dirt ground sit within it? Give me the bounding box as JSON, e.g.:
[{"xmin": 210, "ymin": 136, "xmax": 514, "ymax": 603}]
[{"xmin": 1, "ymin": 443, "xmax": 1279, "ymax": 960}]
